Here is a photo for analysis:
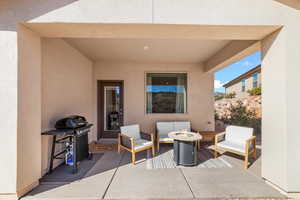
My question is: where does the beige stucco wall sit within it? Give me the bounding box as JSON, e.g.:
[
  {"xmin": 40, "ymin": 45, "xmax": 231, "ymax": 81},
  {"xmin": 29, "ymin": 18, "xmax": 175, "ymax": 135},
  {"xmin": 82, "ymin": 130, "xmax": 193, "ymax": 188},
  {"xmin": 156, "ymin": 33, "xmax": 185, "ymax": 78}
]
[
  {"xmin": 0, "ymin": 0, "xmax": 300, "ymax": 197},
  {"xmin": 16, "ymin": 25, "xmax": 42, "ymax": 195},
  {"xmin": 93, "ymin": 62, "xmax": 214, "ymax": 136},
  {"xmin": 261, "ymin": 30, "xmax": 288, "ymax": 192},
  {"xmin": 225, "ymin": 72, "xmax": 261, "ymax": 98},
  {"xmin": 41, "ymin": 38, "xmax": 93, "ymax": 175},
  {"xmin": 0, "ymin": 32, "xmax": 18, "ymax": 194},
  {"xmin": 285, "ymin": 12, "xmax": 300, "ymax": 192}
]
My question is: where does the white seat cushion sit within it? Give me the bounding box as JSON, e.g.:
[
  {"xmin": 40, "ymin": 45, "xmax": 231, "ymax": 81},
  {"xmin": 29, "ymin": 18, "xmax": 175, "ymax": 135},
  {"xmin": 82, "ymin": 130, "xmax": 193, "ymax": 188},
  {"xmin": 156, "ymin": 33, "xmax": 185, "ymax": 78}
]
[
  {"xmin": 225, "ymin": 125, "xmax": 253, "ymax": 145},
  {"xmin": 174, "ymin": 121, "xmax": 191, "ymax": 132},
  {"xmin": 156, "ymin": 122, "xmax": 174, "ymax": 138},
  {"xmin": 217, "ymin": 140, "xmax": 246, "ymax": 153},
  {"xmin": 158, "ymin": 137, "xmax": 174, "ymax": 142},
  {"xmin": 121, "ymin": 124, "xmax": 140, "ymax": 140},
  {"xmin": 134, "ymin": 139, "xmax": 153, "ymax": 150}
]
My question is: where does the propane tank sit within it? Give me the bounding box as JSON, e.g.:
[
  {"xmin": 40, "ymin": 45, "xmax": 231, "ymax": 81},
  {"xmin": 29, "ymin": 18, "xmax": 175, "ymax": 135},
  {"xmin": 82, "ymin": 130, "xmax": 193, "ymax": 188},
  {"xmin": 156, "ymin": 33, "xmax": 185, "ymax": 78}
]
[{"xmin": 65, "ymin": 142, "xmax": 74, "ymax": 166}]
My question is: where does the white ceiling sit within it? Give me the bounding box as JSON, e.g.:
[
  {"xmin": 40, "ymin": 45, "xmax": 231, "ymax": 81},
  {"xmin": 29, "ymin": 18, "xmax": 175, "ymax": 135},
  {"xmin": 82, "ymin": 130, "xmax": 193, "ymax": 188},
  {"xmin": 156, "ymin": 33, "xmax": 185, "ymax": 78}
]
[{"xmin": 64, "ymin": 38, "xmax": 231, "ymax": 64}]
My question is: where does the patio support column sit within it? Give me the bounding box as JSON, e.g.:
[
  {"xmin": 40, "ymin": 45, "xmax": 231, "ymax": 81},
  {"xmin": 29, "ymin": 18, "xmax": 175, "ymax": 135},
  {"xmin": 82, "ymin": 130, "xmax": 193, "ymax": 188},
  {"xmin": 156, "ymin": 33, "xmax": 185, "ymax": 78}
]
[
  {"xmin": 0, "ymin": 25, "xmax": 42, "ymax": 199},
  {"xmin": 16, "ymin": 25, "xmax": 42, "ymax": 197},
  {"xmin": 261, "ymin": 18, "xmax": 300, "ymax": 195},
  {"xmin": 0, "ymin": 30, "xmax": 18, "ymax": 199}
]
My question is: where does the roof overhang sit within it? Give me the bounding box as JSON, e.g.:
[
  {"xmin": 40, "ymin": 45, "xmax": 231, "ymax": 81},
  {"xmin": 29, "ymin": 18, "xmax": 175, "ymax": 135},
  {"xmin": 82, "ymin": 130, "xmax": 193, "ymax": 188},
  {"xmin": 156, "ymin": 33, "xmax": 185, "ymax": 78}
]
[{"xmin": 275, "ymin": 0, "xmax": 300, "ymax": 10}]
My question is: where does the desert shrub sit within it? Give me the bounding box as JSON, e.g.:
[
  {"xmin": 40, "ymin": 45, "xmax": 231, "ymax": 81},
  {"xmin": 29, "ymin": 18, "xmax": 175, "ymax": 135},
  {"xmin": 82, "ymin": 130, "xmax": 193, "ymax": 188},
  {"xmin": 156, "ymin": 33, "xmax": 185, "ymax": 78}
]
[
  {"xmin": 217, "ymin": 101, "xmax": 261, "ymax": 135},
  {"xmin": 215, "ymin": 94, "xmax": 224, "ymax": 101},
  {"xmin": 224, "ymin": 92, "xmax": 236, "ymax": 99},
  {"xmin": 247, "ymin": 87, "xmax": 261, "ymax": 96}
]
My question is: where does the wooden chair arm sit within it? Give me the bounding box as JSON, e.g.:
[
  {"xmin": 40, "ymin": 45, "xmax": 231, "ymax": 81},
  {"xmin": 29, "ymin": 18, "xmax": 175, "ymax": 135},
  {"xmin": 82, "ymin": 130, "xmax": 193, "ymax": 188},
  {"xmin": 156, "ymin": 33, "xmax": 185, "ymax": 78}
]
[
  {"xmin": 215, "ymin": 132, "xmax": 226, "ymax": 144},
  {"xmin": 119, "ymin": 133, "xmax": 135, "ymax": 148},
  {"xmin": 150, "ymin": 133, "xmax": 155, "ymax": 142},
  {"xmin": 119, "ymin": 133, "xmax": 133, "ymax": 140},
  {"xmin": 246, "ymin": 136, "xmax": 256, "ymax": 145},
  {"xmin": 245, "ymin": 136, "xmax": 256, "ymax": 153}
]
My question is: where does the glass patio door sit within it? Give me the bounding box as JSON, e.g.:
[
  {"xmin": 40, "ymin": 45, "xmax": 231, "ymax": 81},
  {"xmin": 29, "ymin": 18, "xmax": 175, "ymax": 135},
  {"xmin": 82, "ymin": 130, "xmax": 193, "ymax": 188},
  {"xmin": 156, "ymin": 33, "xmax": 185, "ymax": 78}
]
[{"xmin": 98, "ymin": 81, "xmax": 124, "ymax": 139}]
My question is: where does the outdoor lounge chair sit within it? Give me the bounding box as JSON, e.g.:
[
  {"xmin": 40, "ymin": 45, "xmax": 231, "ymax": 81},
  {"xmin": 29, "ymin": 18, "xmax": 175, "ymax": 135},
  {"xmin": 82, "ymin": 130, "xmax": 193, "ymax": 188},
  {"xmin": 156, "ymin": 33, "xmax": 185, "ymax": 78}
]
[
  {"xmin": 214, "ymin": 125, "xmax": 257, "ymax": 169},
  {"xmin": 118, "ymin": 124, "xmax": 155, "ymax": 164}
]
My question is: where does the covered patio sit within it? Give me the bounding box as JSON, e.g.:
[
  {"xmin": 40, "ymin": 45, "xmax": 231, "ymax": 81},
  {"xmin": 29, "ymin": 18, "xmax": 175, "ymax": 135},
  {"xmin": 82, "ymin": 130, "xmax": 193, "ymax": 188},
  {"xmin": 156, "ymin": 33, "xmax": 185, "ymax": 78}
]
[
  {"xmin": 23, "ymin": 144, "xmax": 285, "ymax": 199},
  {"xmin": 15, "ymin": 22, "xmax": 288, "ymax": 199}
]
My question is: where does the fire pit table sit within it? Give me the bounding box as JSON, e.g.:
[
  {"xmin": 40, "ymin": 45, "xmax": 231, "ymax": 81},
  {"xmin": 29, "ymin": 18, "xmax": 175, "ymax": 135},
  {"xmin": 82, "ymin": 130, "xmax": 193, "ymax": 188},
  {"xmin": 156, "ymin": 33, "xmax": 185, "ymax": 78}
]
[{"xmin": 168, "ymin": 131, "xmax": 202, "ymax": 166}]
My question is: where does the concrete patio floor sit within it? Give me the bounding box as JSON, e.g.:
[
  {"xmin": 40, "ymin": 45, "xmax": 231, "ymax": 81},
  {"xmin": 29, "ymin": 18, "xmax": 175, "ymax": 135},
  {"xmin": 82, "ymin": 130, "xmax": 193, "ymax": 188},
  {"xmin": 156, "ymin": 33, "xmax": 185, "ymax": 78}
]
[{"xmin": 22, "ymin": 144, "xmax": 286, "ymax": 200}]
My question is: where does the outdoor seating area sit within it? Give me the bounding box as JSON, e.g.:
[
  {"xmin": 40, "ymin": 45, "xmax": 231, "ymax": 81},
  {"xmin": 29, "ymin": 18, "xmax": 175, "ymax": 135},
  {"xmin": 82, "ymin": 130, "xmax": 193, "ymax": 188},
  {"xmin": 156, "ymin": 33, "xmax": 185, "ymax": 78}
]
[
  {"xmin": 24, "ymin": 123, "xmax": 285, "ymax": 200},
  {"xmin": 118, "ymin": 123, "xmax": 257, "ymax": 169},
  {"xmin": 23, "ymin": 138, "xmax": 285, "ymax": 200}
]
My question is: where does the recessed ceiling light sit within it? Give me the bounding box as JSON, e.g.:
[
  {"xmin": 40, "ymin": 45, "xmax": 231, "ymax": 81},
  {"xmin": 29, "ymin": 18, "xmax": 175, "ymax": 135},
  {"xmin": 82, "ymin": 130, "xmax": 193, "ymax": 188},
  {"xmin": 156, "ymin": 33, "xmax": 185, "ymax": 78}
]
[{"xmin": 143, "ymin": 45, "xmax": 149, "ymax": 50}]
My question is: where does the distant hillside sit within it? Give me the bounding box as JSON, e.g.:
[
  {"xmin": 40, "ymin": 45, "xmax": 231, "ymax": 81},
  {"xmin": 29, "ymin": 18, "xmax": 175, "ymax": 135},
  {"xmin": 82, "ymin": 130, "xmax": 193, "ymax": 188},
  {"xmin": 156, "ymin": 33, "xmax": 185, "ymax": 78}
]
[{"xmin": 214, "ymin": 92, "xmax": 225, "ymax": 101}]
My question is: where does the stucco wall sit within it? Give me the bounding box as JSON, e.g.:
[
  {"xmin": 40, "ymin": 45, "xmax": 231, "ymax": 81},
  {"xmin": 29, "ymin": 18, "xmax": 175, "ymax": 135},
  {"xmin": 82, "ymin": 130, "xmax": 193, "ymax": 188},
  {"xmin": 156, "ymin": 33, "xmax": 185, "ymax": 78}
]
[
  {"xmin": 41, "ymin": 38, "xmax": 93, "ymax": 175},
  {"xmin": 261, "ymin": 30, "xmax": 288, "ymax": 191},
  {"xmin": 93, "ymin": 62, "xmax": 214, "ymax": 136},
  {"xmin": 17, "ymin": 25, "xmax": 42, "ymax": 194},
  {"xmin": 285, "ymin": 12, "xmax": 300, "ymax": 192},
  {"xmin": 0, "ymin": 32, "xmax": 18, "ymax": 194}
]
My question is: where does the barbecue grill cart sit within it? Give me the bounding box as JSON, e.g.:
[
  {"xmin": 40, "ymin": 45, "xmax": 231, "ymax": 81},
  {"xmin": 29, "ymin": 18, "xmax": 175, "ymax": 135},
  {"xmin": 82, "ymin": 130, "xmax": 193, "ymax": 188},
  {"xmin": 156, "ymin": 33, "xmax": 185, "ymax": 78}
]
[{"xmin": 42, "ymin": 116, "xmax": 93, "ymax": 174}]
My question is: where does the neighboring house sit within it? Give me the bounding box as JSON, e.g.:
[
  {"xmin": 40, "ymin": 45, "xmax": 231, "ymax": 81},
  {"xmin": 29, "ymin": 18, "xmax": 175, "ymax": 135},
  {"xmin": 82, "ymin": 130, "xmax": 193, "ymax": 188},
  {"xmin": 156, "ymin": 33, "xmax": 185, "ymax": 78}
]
[
  {"xmin": 1, "ymin": 1, "xmax": 300, "ymax": 199},
  {"xmin": 224, "ymin": 65, "xmax": 261, "ymax": 98}
]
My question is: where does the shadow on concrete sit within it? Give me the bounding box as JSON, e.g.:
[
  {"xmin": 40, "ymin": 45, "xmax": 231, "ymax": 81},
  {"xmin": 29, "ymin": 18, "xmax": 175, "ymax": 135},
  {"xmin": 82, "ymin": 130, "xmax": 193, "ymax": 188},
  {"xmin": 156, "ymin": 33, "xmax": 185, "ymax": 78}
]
[{"xmin": 23, "ymin": 141, "xmax": 264, "ymax": 199}]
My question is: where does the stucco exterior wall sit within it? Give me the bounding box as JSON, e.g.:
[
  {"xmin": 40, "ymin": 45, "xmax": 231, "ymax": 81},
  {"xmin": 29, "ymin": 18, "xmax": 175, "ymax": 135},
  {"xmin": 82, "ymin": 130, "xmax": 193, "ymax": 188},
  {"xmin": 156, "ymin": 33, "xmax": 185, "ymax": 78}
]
[
  {"xmin": 0, "ymin": 32, "xmax": 18, "ymax": 194},
  {"xmin": 285, "ymin": 12, "xmax": 300, "ymax": 192},
  {"xmin": 41, "ymin": 38, "xmax": 93, "ymax": 175},
  {"xmin": 93, "ymin": 62, "xmax": 214, "ymax": 136},
  {"xmin": 261, "ymin": 30, "xmax": 288, "ymax": 192},
  {"xmin": 16, "ymin": 25, "xmax": 42, "ymax": 195}
]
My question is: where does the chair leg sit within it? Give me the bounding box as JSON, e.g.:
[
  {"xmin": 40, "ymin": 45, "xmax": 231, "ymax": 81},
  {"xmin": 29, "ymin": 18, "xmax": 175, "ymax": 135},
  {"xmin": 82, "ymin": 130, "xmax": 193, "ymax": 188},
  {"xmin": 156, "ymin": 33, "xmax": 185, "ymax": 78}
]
[
  {"xmin": 214, "ymin": 147, "xmax": 218, "ymax": 158},
  {"xmin": 152, "ymin": 145, "xmax": 155, "ymax": 156},
  {"xmin": 253, "ymin": 145, "xmax": 257, "ymax": 160},
  {"xmin": 118, "ymin": 143, "xmax": 120, "ymax": 153},
  {"xmin": 197, "ymin": 141, "xmax": 200, "ymax": 151},
  {"xmin": 244, "ymin": 154, "xmax": 249, "ymax": 169},
  {"xmin": 157, "ymin": 141, "xmax": 160, "ymax": 153},
  {"xmin": 132, "ymin": 151, "xmax": 136, "ymax": 165}
]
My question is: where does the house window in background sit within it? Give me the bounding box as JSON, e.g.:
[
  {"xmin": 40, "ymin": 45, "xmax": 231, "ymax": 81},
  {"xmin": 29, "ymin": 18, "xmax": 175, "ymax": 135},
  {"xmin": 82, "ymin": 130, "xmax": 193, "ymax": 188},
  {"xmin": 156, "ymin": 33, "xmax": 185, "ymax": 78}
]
[
  {"xmin": 241, "ymin": 79, "xmax": 246, "ymax": 92},
  {"xmin": 252, "ymin": 73, "xmax": 258, "ymax": 88},
  {"xmin": 146, "ymin": 73, "xmax": 187, "ymax": 113}
]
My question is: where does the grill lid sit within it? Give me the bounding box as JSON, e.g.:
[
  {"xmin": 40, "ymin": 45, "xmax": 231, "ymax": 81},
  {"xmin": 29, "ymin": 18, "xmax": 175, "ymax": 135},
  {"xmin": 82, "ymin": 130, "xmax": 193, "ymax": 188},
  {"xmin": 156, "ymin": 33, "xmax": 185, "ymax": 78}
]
[{"xmin": 55, "ymin": 115, "xmax": 88, "ymax": 129}]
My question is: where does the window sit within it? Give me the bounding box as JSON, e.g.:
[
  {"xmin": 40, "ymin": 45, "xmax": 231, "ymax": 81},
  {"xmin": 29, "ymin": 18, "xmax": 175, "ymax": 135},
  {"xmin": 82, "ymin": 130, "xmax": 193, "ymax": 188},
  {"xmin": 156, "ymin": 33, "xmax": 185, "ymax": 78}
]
[
  {"xmin": 241, "ymin": 79, "xmax": 246, "ymax": 92},
  {"xmin": 146, "ymin": 73, "xmax": 187, "ymax": 114},
  {"xmin": 252, "ymin": 73, "xmax": 258, "ymax": 88}
]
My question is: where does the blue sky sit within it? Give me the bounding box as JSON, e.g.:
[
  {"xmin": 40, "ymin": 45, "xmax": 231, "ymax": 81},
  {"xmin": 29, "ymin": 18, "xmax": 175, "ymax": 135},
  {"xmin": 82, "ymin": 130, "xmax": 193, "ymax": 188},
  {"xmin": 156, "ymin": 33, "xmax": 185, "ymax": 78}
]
[
  {"xmin": 214, "ymin": 51, "xmax": 261, "ymax": 93},
  {"xmin": 147, "ymin": 85, "xmax": 185, "ymax": 93}
]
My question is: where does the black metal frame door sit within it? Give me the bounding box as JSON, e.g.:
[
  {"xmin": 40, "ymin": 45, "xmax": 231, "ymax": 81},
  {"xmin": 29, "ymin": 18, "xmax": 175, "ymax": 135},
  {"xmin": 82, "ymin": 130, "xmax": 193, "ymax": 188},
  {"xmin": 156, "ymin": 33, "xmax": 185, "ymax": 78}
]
[{"xmin": 97, "ymin": 80, "xmax": 124, "ymax": 139}]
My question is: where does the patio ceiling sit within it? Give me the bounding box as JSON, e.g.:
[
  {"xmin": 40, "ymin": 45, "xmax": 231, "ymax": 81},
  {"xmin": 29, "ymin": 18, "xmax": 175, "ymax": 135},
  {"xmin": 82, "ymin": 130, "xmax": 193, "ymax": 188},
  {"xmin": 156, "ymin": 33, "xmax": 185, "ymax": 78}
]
[
  {"xmin": 23, "ymin": 23, "xmax": 276, "ymax": 70},
  {"xmin": 64, "ymin": 38, "xmax": 231, "ymax": 63}
]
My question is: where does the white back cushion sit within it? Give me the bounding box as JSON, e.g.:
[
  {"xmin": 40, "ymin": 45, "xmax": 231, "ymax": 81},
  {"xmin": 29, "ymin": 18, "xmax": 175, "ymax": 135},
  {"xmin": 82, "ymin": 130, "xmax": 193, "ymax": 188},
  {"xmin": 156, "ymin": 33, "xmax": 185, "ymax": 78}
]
[
  {"xmin": 120, "ymin": 124, "xmax": 140, "ymax": 139},
  {"xmin": 174, "ymin": 121, "xmax": 191, "ymax": 132},
  {"xmin": 156, "ymin": 122, "xmax": 174, "ymax": 138},
  {"xmin": 225, "ymin": 125, "xmax": 253, "ymax": 144}
]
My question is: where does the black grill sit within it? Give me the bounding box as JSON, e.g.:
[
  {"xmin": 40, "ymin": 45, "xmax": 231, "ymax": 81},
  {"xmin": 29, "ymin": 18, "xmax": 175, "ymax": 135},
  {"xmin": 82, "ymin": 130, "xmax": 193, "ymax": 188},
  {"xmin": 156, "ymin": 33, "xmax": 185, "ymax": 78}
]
[
  {"xmin": 42, "ymin": 115, "xmax": 93, "ymax": 174},
  {"xmin": 55, "ymin": 115, "xmax": 88, "ymax": 129}
]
